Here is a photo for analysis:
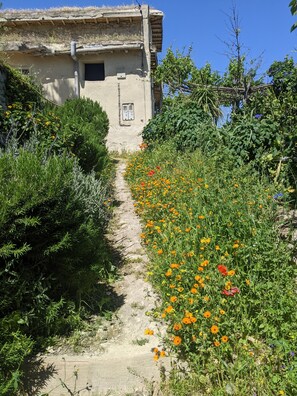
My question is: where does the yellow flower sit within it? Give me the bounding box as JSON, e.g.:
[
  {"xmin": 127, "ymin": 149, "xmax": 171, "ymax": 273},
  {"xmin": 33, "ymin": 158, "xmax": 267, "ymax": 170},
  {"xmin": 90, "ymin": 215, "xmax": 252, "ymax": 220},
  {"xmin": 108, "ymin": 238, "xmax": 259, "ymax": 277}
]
[
  {"xmin": 215, "ymin": 245, "xmax": 220, "ymax": 250},
  {"xmin": 246, "ymin": 279, "xmax": 251, "ymax": 286},
  {"xmin": 191, "ymin": 287, "xmax": 198, "ymax": 294},
  {"xmin": 227, "ymin": 270, "xmax": 235, "ymax": 276},
  {"xmin": 170, "ymin": 296, "xmax": 178, "ymax": 303},
  {"xmin": 160, "ymin": 350, "xmax": 166, "ymax": 357},
  {"xmin": 233, "ymin": 243, "xmax": 239, "ymax": 249},
  {"xmin": 157, "ymin": 249, "xmax": 163, "ymax": 255},
  {"xmin": 219, "ymin": 309, "xmax": 226, "ymax": 315},
  {"xmin": 214, "ymin": 340, "xmax": 220, "ymax": 347},
  {"xmin": 144, "ymin": 328, "xmax": 154, "ymax": 335}
]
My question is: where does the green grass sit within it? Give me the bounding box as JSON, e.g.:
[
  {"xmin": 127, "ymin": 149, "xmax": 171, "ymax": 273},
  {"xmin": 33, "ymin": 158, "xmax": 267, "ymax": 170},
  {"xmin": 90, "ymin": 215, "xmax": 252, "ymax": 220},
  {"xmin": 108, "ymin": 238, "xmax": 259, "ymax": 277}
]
[{"xmin": 126, "ymin": 142, "xmax": 297, "ymax": 396}]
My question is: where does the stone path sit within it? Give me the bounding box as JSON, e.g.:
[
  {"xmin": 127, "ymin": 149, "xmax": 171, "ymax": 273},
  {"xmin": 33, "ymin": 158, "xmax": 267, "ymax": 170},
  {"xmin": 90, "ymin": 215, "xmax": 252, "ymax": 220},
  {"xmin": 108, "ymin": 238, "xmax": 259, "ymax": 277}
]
[{"xmin": 35, "ymin": 159, "xmax": 168, "ymax": 396}]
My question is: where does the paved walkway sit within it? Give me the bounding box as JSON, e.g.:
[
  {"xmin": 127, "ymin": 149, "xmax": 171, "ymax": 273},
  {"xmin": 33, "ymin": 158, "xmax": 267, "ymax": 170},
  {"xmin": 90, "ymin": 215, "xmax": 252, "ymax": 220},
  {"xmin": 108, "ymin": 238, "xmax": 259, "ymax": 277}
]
[{"xmin": 34, "ymin": 159, "xmax": 168, "ymax": 396}]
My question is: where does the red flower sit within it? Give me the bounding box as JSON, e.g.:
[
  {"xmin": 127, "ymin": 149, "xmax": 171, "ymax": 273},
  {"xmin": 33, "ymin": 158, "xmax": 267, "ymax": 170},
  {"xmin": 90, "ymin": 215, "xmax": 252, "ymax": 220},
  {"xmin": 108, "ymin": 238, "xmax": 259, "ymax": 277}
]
[
  {"xmin": 217, "ymin": 265, "xmax": 228, "ymax": 276},
  {"xmin": 147, "ymin": 170, "xmax": 155, "ymax": 176},
  {"xmin": 222, "ymin": 287, "xmax": 240, "ymax": 297},
  {"xmin": 156, "ymin": 166, "xmax": 161, "ymax": 170}
]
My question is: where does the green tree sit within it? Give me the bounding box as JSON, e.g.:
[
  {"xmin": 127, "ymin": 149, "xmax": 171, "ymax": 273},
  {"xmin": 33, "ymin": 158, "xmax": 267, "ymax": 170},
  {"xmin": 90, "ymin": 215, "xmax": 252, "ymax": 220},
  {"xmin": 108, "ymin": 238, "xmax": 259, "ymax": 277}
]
[
  {"xmin": 154, "ymin": 48, "xmax": 222, "ymax": 121},
  {"xmin": 290, "ymin": 0, "xmax": 297, "ymax": 31}
]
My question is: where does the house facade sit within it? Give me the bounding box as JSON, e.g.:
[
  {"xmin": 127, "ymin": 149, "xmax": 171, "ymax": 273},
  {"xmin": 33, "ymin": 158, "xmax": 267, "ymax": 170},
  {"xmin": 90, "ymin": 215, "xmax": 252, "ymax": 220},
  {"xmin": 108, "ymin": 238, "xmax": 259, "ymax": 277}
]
[{"xmin": 0, "ymin": 5, "xmax": 163, "ymax": 151}]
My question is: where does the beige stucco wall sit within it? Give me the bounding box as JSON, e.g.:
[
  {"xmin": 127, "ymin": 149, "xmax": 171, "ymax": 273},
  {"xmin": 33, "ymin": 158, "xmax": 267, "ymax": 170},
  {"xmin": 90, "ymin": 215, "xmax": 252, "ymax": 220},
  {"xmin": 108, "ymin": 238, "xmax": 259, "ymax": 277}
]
[{"xmin": 4, "ymin": 50, "xmax": 152, "ymax": 151}]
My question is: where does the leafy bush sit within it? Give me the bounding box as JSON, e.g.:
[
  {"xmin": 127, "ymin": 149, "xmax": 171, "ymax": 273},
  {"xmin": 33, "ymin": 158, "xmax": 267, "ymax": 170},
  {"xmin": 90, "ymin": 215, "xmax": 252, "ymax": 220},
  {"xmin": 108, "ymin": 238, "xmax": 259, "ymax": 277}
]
[
  {"xmin": 0, "ymin": 149, "xmax": 112, "ymax": 391},
  {"xmin": 142, "ymin": 98, "xmax": 212, "ymax": 148},
  {"xmin": 221, "ymin": 114, "xmax": 280, "ymax": 168},
  {"xmin": 126, "ymin": 143, "xmax": 297, "ymax": 395},
  {"xmin": 0, "ymin": 63, "xmax": 43, "ymax": 107},
  {"xmin": 53, "ymin": 98, "xmax": 109, "ymax": 174},
  {"xmin": 0, "ymin": 102, "xmax": 61, "ymax": 150}
]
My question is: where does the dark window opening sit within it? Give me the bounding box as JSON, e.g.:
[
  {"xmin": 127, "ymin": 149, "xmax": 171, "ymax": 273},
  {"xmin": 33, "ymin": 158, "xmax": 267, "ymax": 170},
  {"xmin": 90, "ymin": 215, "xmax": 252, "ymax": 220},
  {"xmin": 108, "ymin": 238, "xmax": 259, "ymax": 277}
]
[
  {"xmin": 85, "ymin": 63, "xmax": 105, "ymax": 81},
  {"xmin": 19, "ymin": 68, "xmax": 30, "ymax": 75}
]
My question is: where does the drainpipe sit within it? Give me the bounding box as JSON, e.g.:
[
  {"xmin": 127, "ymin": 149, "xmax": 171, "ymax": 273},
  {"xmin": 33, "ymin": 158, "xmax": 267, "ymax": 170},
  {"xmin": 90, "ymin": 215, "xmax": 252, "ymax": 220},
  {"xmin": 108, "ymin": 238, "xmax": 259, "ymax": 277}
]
[{"xmin": 71, "ymin": 41, "xmax": 80, "ymax": 98}]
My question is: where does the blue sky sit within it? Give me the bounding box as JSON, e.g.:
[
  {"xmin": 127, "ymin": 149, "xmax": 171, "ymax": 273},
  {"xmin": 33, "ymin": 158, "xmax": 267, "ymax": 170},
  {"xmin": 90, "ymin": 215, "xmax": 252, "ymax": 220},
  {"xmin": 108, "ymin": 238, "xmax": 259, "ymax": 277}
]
[{"xmin": 3, "ymin": 1, "xmax": 297, "ymax": 81}]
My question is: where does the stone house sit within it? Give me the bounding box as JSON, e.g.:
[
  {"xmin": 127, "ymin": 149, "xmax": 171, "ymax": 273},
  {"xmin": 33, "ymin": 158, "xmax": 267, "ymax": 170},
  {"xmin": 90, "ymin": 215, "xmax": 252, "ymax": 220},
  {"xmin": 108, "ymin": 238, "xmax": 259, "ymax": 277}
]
[{"xmin": 0, "ymin": 5, "xmax": 163, "ymax": 151}]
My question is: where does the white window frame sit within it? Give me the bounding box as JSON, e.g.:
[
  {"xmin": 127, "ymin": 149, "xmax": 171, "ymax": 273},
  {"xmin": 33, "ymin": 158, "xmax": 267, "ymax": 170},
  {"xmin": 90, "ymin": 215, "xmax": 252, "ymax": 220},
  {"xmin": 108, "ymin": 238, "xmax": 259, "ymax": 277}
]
[{"xmin": 122, "ymin": 103, "xmax": 134, "ymax": 121}]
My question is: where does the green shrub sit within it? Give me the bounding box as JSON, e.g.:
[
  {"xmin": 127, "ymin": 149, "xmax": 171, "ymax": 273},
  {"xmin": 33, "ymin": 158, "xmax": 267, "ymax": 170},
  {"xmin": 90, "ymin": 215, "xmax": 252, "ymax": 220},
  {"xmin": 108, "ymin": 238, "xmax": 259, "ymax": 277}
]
[
  {"xmin": 142, "ymin": 98, "xmax": 212, "ymax": 147},
  {"xmin": 0, "ymin": 63, "xmax": 43, "ymax": 108},
  {"xmin": 53, "ymin": 98, "xmax": 109, "ymax": 174},
  {"xmin": 0, "ymin": 149, "xmax": 112, "ymax": 391}
]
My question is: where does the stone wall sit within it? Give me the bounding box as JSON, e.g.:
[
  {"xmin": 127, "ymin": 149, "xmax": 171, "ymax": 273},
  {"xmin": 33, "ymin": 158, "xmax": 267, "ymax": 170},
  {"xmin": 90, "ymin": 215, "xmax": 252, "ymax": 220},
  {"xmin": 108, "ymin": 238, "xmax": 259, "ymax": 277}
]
[{"xmin": 0, "ymin": 21, "xmax": 142, "ymax": 51}]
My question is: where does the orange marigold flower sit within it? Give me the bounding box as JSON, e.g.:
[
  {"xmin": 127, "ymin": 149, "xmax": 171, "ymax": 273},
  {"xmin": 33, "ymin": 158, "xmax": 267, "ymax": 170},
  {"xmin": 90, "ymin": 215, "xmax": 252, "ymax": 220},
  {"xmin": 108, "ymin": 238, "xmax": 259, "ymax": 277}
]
[
  {"xmin": 203, "ymin": 296, "xmax": 210, "ymax": 302},
  {"xmin": 165, "ymin": 270, "xmax": 172, "ymax": 277},
  {"xmin": 177, "ymin": 287, "xmax": 184, "ymax": 292},
  {"xmin": 203, "ymin": 311, "xmax": 211, "ymax": 318},
  {"xmin": 157, "ymin": 249, "xmax": 163, "ymax": 255},
  {"xmin": 165, "ymin": 305, "xmax": 174, "ymax": 313},
  {"xmin": 173, "ymin": 336, "xmax": 182, "ymax": 346},
  {"xmin": 214, "ymin": 340, "xmax": 221, "ymax": 347},
  {"xmin": 154, "ymin": 354, "xmax": 159, "ymax": 361},
  {"xmin": 198, "ymin": 266, "xmax": 204, "ymax": 272},
  {"xmin": 188, "ymin": 298, "xmax": 194, "ymax": 304},
  {"xmin": 233, "ymin": 243, "xmax": 239, "ymax": 249},
  {"xmin": 210, "ymin": 325, "xmax": 219, "ymax": 334},
  {"xmin": 195, "ymin": 275, "xmax": 202, "ymax": 281},
  {"xmin": 191, "ymin": 287, "xmax": 198, "ymax": 294},
  {"xmin": 171, "ymin": 250, "xmax": 176, "ymax": 255},
  {"xmin": 170, "ymin": 263, "xmax": 180, "ymax": 269},
  {"xmin": 201, "ymin": 260, "xmax": 209, "ymax": 266},
  {"xmin": 228, "ymin": 270, "xmax": 236, "ymax": 276},
  {"xmin": 161, "ymin": 313, "xmax": 166, "ymax": 318},
  {"xmin": 153, "ymin": 347, "xmax": 159, "ymax": 353},
  {"xmin": 170, "ymin": 296, "xmax": 178, "ymax": 303},
  {"xmin": 169, "ymin": 284, "xmax": 175, "ymax": 289},
  {"xmin": 219, "ymin": 309, "xmax": 226, "ymax": 315},
  {"xmin": 160, "ymin": 350, "xmax": 166, "ymax": 357},
  {"xmin": 182, "ymin": 317, "xmax": 192, "ymax": 325},
  {"xmin": 190, "ymin": 316, "xmax": 197, "ymax": 323},
  {"xmin": 198, "ymin": 215, "xmax": 205, "ymax": 219},
  {"xmin": 221, "ymin": 335, "xmax": 229, "ymax": 343},
  {"xmin": 173, "ymin": 323, "xmax": 182, "ymax": 331}
]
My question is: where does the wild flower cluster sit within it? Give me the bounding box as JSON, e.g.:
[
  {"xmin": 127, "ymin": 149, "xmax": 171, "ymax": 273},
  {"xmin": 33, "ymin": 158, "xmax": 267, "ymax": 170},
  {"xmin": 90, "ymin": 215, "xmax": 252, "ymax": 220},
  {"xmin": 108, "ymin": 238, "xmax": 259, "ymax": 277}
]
[{"xmin": 126, "ymin": 143, "xmax": 297, "ymax": 395}]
